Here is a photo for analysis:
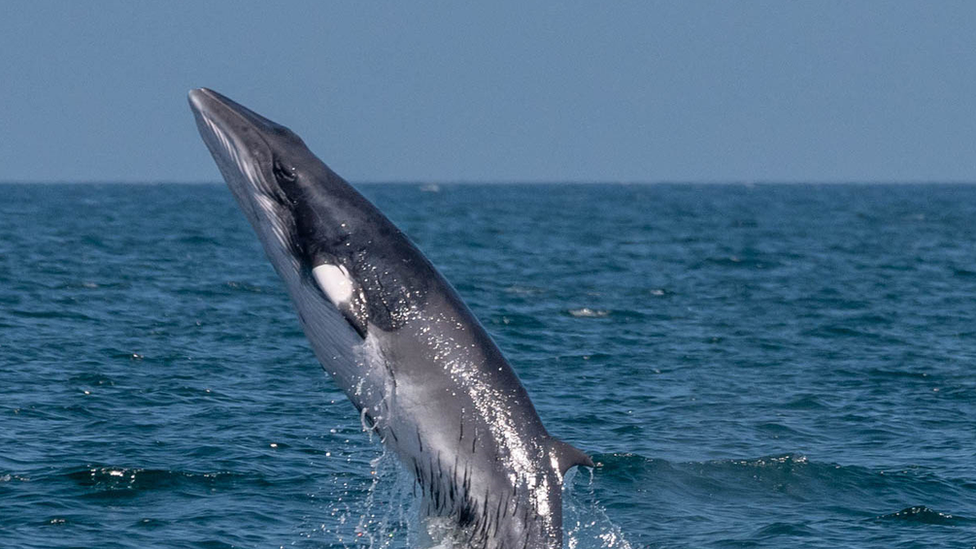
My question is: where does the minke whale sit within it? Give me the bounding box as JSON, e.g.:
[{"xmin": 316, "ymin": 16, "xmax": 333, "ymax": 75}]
[{"xmin": 188, "ymin": 88, "xmax": 592, "ymax": 548}]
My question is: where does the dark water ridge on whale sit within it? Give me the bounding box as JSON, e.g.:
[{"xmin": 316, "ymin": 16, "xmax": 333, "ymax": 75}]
[{"xmin": 2, "ymin": 183, "xmax": 975, "ymax": 548}]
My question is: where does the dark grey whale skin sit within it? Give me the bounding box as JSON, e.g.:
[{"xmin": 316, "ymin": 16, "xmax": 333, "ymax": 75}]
[{"xmin": 188, "ymin": 88, "xmax": 592, "ymax": 548}]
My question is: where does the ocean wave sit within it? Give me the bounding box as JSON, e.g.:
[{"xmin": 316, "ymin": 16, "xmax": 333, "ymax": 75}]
[
  {"xmin": 876, "ymin": 506, "xmax": 970, "ymax": 525},
  {"xmin": 64, "ymin": 467, "xmax": 270, "ymax": 493},
  {"xmin": 588, "ymin": 453, "xmax": 973, "ymax": 518}
]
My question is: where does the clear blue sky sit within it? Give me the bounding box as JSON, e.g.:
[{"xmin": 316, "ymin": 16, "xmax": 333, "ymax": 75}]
[{"xmin": 2, "ymin": 1, "xmax": 975, "ymax": 183}]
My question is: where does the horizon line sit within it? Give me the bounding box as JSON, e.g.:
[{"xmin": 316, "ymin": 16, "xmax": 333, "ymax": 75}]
[{"xmin": 3, "ymin": 179, "xmax": 976, "ymax": 186}]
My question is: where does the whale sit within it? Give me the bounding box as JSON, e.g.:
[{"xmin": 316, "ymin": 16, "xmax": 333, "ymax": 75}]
[{"xmin": 187, "ymin": 88, "xmax": 592, "ymax": 548}]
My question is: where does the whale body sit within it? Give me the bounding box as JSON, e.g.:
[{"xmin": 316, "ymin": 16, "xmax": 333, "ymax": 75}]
[{"xmin": 188, "ymin": 88, "xmax": 591, "ymax": 548}]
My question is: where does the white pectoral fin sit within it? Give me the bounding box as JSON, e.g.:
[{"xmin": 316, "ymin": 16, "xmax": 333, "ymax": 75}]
[
  {"xmin": 312, "ymin": 263, "xmax": 368, "ymax": 338},
  {"xmin": 312, "ymin": 264, "xmax": 354, "ymax": 306}
]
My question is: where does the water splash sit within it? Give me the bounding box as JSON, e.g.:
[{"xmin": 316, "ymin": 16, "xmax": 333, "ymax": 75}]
[
  {"xmin": 299, "ymin": 447, "xmax": 418, "ymax": 548},
  {"xmin": 564, "ymin": 468, "xmax": 633, "ymax": 549},
  {"xmin": 356, "ymin": 450, "xmax": 417, "ymax": 548}
]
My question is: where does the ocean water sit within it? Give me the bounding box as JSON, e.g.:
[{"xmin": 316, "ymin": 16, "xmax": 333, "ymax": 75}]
[{"xmin": 1, "ymin": 182, "xmax": 975, "ymax": 549}]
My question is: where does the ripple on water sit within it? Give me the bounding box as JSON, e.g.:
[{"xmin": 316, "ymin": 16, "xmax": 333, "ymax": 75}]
[{"xmin": 3, "ymin": 183, "xmax": 976, "ymax": 548}]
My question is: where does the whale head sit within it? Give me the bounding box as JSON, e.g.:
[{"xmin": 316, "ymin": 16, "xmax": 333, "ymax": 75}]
[{"xmin": 188, "ymin": 88, "xmax": 357, "ymax": 283}]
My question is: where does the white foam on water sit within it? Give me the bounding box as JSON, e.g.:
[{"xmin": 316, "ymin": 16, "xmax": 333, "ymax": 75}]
[{"xmin": 569, "ymin": 308, "xmax": 611, "ymax": 318}]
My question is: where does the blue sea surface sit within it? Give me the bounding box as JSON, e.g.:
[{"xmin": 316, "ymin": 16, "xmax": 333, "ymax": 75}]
[{"xmin": 1, "ymin": 183, "xmax": 975, "ymax": 548}]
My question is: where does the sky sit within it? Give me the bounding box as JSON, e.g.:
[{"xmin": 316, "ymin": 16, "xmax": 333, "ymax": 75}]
[{"xmin": 2, "ymin": 1, "xmax": 975, "ymax": 183}]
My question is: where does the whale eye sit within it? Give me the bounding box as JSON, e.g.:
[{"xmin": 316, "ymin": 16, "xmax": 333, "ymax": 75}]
[{"xmin": 272, "ymin": 158, "xmax": 297, "ymax": 183}]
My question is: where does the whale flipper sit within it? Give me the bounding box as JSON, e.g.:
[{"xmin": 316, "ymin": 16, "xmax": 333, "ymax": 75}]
[{"xmin": 552, "ymin": 438, "xmax": 596, "ymax": 476}]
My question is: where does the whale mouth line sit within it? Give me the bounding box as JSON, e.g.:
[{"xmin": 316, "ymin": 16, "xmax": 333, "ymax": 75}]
[{"xmin": 189, "ymin": 90, "xmax": 305, "ymax": 276}]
